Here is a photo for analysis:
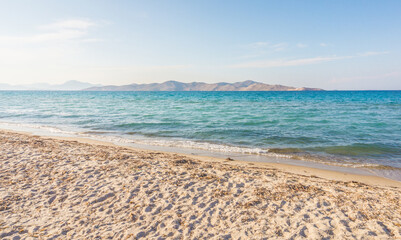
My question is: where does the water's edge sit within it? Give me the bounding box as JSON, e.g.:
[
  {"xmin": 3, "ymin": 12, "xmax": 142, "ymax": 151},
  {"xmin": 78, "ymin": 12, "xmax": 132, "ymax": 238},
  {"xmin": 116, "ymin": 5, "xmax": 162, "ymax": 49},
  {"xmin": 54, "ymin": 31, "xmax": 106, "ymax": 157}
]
[{"xmin": 1, "ymin": 121, "xmax": 400, "ymax": 182}]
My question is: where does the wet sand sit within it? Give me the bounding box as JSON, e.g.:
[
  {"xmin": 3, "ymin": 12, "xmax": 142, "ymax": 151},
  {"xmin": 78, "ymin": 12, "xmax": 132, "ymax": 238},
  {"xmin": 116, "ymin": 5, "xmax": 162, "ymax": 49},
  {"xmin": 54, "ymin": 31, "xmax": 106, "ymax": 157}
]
[{"xmin": 0, "ymin": 130, "xmax": 400, "ymax": 239}]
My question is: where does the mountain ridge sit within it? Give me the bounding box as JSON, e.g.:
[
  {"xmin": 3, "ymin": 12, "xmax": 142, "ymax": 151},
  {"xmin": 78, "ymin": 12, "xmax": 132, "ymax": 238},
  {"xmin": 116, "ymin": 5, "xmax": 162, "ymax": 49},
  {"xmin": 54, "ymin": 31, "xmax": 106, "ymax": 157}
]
[{"xmin": 84, "ymin": 80, "xmax": 323, "ymax": 91}]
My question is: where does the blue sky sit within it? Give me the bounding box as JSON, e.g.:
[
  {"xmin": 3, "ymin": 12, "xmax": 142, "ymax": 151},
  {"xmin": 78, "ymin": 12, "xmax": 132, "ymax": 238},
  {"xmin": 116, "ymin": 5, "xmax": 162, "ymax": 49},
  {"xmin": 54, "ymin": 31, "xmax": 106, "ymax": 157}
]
[{"xmin": 0, "ymin": 0, "xmax": 400, "ymax": 89}]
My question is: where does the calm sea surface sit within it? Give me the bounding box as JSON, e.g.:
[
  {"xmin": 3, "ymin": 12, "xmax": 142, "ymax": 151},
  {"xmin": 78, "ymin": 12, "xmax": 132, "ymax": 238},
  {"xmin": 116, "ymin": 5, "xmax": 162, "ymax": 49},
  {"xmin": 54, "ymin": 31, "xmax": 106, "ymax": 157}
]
[{"xmin": 1, "ymin": 91, "xmax": 400, "ymax": 169}]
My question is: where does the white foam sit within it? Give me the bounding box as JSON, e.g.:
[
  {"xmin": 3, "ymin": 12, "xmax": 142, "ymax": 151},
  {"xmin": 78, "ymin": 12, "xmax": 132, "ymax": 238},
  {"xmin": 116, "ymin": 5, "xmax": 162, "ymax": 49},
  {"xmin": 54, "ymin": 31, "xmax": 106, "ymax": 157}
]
[
  {"xmin": 0, "ymin": 120, "xmax": 397, "ymax": 171},
  {"xmin": 131, "ymin": 138, "xmax": 269, "ymax": 154},
  {"xmin": 0, "ymin": 121, "xmax": 76, "ymax": 135}
]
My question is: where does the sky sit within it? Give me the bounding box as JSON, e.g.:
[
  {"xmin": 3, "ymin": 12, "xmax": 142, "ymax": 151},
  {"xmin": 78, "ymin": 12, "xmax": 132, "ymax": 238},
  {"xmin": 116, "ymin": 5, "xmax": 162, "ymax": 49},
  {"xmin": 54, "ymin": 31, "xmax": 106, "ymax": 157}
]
[{"xmin": 0, "ymin": 0, "xmax": 400, "ymax": 90}]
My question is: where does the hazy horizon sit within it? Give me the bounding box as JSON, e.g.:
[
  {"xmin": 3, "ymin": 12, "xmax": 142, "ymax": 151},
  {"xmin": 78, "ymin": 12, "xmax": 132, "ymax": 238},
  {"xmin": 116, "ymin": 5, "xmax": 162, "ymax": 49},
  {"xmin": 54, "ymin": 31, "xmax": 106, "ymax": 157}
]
[
  {"xmin": 2, "ymin": 79, "xmax": 401, "ymax": 91},
  {"xmin": 1, "ymin": 1, "xmax": 400, "ymax": 90}
]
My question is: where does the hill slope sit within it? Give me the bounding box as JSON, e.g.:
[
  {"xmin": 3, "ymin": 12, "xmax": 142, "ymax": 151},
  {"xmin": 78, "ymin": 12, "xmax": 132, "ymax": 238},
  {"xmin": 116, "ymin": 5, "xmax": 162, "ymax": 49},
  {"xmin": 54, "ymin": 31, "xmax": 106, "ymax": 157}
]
[{"xmin": 84, "ymin": 80, "xmax": 323, "ymax": 91}]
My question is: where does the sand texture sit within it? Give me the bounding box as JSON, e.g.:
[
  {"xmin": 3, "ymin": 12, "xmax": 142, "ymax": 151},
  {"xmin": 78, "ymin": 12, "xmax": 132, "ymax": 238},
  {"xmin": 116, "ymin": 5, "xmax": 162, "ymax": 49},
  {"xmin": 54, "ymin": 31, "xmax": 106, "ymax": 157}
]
[{"xmin": 0, "ymin": 130, "xmax": 400, "ymax": 239}]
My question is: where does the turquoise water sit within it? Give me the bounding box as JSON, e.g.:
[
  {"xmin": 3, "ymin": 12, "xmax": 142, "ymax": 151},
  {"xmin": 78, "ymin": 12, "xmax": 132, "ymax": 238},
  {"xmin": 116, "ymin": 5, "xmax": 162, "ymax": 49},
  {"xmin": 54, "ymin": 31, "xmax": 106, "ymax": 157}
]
[{"xmin": 1, "ymin": 91, "xmax": 400, "ymax": 168}]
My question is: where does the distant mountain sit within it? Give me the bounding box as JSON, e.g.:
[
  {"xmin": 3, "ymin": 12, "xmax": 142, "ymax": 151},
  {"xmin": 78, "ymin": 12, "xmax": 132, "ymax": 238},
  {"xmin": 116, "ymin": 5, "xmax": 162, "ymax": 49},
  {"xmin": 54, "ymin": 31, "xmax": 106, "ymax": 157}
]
[
  {"xmin": 0, "ymin": 80, "xmax": 323, "ymax": 91},
  {"xmin": 0, "ymin": 80, "xmax": 101, "ymax": 91},
  {"xmin": 44, "ymin": 80, "xmax": 101, "ymax": 90},
  {"xmin": 84, "ymin": 80, "xmax": 323, "ymax": 91}
]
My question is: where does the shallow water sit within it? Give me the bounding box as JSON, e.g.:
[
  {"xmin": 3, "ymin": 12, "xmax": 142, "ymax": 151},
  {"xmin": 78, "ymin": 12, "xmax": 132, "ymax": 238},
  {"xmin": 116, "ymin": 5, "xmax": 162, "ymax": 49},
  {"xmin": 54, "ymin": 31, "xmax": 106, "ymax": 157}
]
[{"xmin": 1, "ymin": 90, "xmax": 400, "ymax": 169}]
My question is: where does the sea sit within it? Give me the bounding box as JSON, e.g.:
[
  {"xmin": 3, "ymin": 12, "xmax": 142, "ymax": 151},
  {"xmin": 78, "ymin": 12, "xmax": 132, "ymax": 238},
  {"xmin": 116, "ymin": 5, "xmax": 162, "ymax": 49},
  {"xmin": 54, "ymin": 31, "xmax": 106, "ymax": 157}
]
[{"xmin": 1, "ymin": 90, "xmax": 400, "ymax": 180}]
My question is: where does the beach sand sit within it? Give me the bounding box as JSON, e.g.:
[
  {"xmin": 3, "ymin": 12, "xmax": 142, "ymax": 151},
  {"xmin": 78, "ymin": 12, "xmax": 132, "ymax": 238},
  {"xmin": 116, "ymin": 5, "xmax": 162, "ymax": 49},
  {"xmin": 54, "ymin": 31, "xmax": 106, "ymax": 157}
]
[{"xmin": 0, "ymin": 130, "xmax": 400, "ymax": 239}]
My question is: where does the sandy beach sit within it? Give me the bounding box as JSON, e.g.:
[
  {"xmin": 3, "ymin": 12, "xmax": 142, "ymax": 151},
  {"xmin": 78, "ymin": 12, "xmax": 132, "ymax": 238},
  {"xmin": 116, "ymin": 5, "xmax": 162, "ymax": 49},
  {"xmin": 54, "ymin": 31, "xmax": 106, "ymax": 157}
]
[{"xmin": 0, "ymin": 130, "xmax": 400, "ymax": 239}]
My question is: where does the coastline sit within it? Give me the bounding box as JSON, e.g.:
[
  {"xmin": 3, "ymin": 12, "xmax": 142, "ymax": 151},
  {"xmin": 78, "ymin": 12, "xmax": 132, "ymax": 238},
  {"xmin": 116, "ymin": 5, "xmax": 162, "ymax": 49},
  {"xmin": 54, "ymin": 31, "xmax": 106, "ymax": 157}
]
[
  {"xmin": 52, "ymin": 133, "xmax": 401, "ymax": 188},
  {"xmin": 1, "ymin": 129, "xmax": 401, "ymax": 239},
  {"xmin": 1, "ymin": 122, "xmax": 400, "ymax": 185}
]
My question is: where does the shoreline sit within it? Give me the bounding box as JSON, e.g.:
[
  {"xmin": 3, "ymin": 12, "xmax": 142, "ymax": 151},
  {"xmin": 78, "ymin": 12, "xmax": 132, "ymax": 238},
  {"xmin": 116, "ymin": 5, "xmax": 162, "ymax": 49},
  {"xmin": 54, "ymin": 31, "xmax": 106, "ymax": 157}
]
[
  {"xmin": 1, "ymin": 129, "xmax": 401, "ymax": 239},
  {"xmin": 53, "ymin": 133, "xmax": 401, "ymax": 188},
  {"xmin": 1, "ymin": 125, "xmax": 400, "ymax": 186}
]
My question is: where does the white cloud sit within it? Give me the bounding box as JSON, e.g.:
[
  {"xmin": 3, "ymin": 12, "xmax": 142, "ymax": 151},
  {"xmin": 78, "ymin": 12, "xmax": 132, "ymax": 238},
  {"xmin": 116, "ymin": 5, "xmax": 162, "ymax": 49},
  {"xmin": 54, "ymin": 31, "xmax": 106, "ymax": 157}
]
[
  {"xmin": 248, "ymin": 41, "xmax": 270, "ymax": 48},
  {"xmin": 0, "ymin": 19, "xmax": 98, "ymax": 44},
  {"xmin": 270, "ymin": 43, "xmax": 287, "ymax": 51},
  {"xmin": 95, "ymin": 65, "xmax": 191, "ymax": 71},
  {"xmin": 39, "ymin": 19, "xmax": 96, "ymax": 30},
  {"xmin": 247, "ymin": 41, "xmax": 287, "ymax": 51},
  {"xmin": 320, "ymin": 43, "xmax": 328, "ymax": 47},
  {"xmin": 296, "ymin": 43, "xmax": 308, "ymax": 48},
  {"xmin": 358, "ymin": 51, "xmax": 389, "ymax": 56},
  {"xmin": 229, "ymin": 51, "xmax": 388, "ymax": 68},
  {"xmin": 81, "ymin": 38, "xmax": 103, "ymax": 43},
  {"xmin": 0, "ymin": 18, "xmax": 101, "ymax": 70},
  {"xmin": 331, "ymin": 71, "xmax": 400, "ymax": 83},
  {"xmin": 229, "ymin": 55, "xmax": 352, "ymax": 68}
]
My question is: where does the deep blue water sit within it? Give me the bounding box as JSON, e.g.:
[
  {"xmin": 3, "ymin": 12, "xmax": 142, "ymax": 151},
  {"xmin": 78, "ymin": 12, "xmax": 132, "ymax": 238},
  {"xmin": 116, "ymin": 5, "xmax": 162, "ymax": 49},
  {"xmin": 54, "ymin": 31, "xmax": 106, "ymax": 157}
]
[{"xmin": 1, "ymin": 91, "xmax": 400, "ymax": 168}]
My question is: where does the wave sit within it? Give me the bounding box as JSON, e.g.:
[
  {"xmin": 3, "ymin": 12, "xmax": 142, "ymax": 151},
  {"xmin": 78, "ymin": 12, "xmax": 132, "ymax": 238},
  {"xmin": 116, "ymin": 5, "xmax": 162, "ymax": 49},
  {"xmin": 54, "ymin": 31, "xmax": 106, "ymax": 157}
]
[
  {"xmin": 0, "ymin": 121, "xmax": 77, "ymax": 135},
  {"xmin": 1, "ymin": 121, "xmax": 400, "ymax": 171},
  {"xmin": 307, "ymin": 143, "xmax": 401, "ymax": 158}
]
